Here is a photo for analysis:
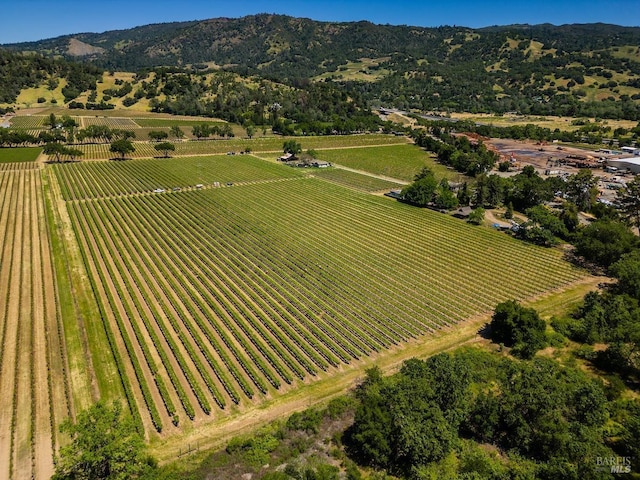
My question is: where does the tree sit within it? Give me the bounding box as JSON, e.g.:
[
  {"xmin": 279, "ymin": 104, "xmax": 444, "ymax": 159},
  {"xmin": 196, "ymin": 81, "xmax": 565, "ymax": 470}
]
[
  {"xmin": 43, "ymin": 142, "xmax": 67, "ymax": 162},
  {"xmin": 505, "ymin": 201, "xmax": 514, "ymax": 219},
  {"xmin": 566, "ymin": 169, "xmax": 599, "ymax": 211},
  {"xmin": 508, "ymin": 166, "xmax": 552, "ymax": 211},
  {"xmin": 110, "ymin": 139, "xmax": 135, "ymax": 160},
  {"xmin": 347, "ymin": 361, "xmax": 458, "ymax": 475},
  {"xmin": 489, "ymin": 300, "xmax": 547, "ymax": 358},
  {"xmin": 219, "ymin": 123, "xmax": 234, "ymax": 138},
  {"xmin": 467, "ymin": 207, "xmax": 485, "ymax": 225},
  {"xmin": 457, "ymin": 181, "xmax": 471, "ymax": 206},
  {"xmin": 192, "ymin": 124, "xmax": 211, "ymax": 140},
  {"xmin": 616, "ymin": 175, "xmax": 640, "ymax": 228},
  {"xmin": 283, "ymin": 139, "xmax": 302, "ymax": 155},
  {"xmin": 43, "ymin": 142, "xmax": 83, "ymax": 162},
  {"xmin": 559, "ymin": 201, "xmax": 580, "ymax": 233},
  {"xmin": 245, "ymin": 124, "xmax": 256, "ymax": 139},
  {"xmin": 574, "ymin": 219, "xmax": 639, "ymax": 267},
  {"xmin": 525, "ymin": 205, "xmax": 569, "ymax": 240},
  {"xmin": 433, "ymin": 179, "xmax": 459, "ymax": 210},
  {"xmin": 65, "ymin": 147, "xmax": 84, "ymax": 161},
  {"xmin": 169, "ymin": 125, "xmax": 185, "ymax": 140},
  {"xmin": 401, "ymin": 168, "xmax": 438, "ymax": 206},
  {"xmin": 46, "ymin": 112, "xmax": 58, "ymax": 129},
  {"xmin": 610, "ymin": 251, "xmax": 640, "ymax": 300},
  {"xmin": 53, "ymin": 401, "xmax": 155, "ymax": 480},
  {"xmin": 154, "ymin": 141, "xmax": 175, "ymax": 158},
  {"xmin": 148, "ymin": 130, "xmax": 168, "ymax": 142}
]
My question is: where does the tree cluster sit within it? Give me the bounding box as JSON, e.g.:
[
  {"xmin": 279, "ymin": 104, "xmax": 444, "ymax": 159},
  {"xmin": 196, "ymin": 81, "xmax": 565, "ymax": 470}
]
[
  {"xmin": 411, "ymin": 129, "xmax": 498, "ymax": 176},
  {"xmin": 400, "ymin": 167, "xmax": 459, "ymax": 210},
  {"xmin": 347, "ymin": 349, "xmax": 621, "ymax": 479}
]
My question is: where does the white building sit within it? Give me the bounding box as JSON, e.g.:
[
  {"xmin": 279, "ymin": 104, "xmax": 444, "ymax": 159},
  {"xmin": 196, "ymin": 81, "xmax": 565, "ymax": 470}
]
[
  {"xmin": 621, "ymin": 146, "xmax": 640, "ymax": 156},
  {"xmin": 606, "ymin": 157, "xmax": 640, "ymax": 174}
]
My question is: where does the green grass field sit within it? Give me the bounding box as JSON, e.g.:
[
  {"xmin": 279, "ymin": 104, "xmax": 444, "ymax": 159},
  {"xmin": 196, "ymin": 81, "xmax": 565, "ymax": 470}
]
[
  {"xmin": 315, "ymin": 144, "xmax": 465, "ymax": 182},
  {"xmin": 312, "ymin": 167, "xmax": 405, "ymax": 191},
  {"xmin": 0, "ymin": 147, "xmax": 41, "ymax": 163}
]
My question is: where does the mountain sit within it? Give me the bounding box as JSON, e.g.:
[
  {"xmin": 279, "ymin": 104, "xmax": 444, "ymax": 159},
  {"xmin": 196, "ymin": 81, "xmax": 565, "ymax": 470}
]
[{"xmin": 2, "ymin": 15, "xmax": 640, "ymax": 119}]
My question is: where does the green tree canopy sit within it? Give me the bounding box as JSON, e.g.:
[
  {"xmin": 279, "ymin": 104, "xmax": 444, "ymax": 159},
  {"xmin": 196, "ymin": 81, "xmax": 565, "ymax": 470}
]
[
  {"xmin": 611, "ymin": 250, "xmax": 640, "ymax": 301},
  {"xmin": 169, "ymin": 125, "xmax": 185, "ymax": 139},
  {"xmin": 109, "ymin": 139, "xmax": 135, "ymax": 160},
  {"xmin": 401, "ymin": 167, "xmax": 438, "ymax": 206},
  {"xmin": 53, "ymin": 401, "xmax": 155, "ymax": 480},
  {"xmin": 574, "ymin": 219, "xmax": 639, "ymax": 268},
  {"xmin": 148, "ymin": 130, "xmax": 169, "ymax": 142},
  {"xmin": 489, "ymin": 300, "xmax": 547, "ymax": 358},
  {"xmin": 616, "ymin": 175, "xmax": 640, "ymax": 228},
  {"xmin": 283, "ymin": 139, "xmax": 302, "ymax": 155},
  {"xmin": 566, "ymin": 169, "xmax": 599, "ymax": 211},
  {"xmin": 154, "ymin": 141, "xmax": 176, "ymax": 158}
]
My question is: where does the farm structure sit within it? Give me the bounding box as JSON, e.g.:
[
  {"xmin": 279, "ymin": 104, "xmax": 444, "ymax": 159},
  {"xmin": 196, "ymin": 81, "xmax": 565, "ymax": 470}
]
[{"xmin": 606, "ymin": 157, "xmax": 640, "ymax": 174}]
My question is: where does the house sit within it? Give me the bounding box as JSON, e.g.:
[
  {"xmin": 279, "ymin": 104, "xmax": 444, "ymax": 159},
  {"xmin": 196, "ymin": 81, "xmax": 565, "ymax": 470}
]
[
  {"xmin": 621, "ymin": 146, "xmax": 640, "ymax": 156},
  {"xmin": 384, "ymin": 189, "xmax": 404, "ymax": 199},
  {"xmin": 278, "ymin": 152, "xmax": 296, "ymax": 162},
  {"xmin": 453, "ymin": 206, "xmax": 473, "ymax": 219}
]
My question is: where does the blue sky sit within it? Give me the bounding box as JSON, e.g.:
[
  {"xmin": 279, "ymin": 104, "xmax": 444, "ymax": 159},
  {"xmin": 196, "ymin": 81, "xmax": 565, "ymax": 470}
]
[{"xmin": 2, "ymin": 0, "xmax": 639, "ymax": 44}]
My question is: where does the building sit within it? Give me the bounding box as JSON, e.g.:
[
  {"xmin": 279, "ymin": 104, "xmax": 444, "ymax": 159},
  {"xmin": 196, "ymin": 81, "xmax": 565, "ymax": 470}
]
[
  {"xmin": 278, "ymin": 152, "xmax": 296, "ymax": 162},
  {"xmin": 606, "ymin": 157, "xmax": 640, "ymax": 174},
  {"xmin": 311, "ymin": 161, "xmax": 331, "ymax": 168},
  {"xmin": 621, "ymin": 146, "xmax": 640, "ymax": 156}
]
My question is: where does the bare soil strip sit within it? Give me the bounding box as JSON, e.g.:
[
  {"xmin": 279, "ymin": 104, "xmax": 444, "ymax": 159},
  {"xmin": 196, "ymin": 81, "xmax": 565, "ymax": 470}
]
[
  {"xmin": 13, "ymin": 170, "xmax": 35, "ymax": 480},
  {"xmin": 0, "ymin": 173, "xmax": 22, "ymax": 478},
  {"xmin": 0, "ymin": 168, "xmax": 68, "ymax": 480},
  {"xmin": 33, "ymin": 172, "xmax": 55, "ymax": 480}
]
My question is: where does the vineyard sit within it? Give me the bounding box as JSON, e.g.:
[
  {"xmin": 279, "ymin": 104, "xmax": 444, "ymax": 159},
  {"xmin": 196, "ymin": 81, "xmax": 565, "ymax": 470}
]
[
  {"xmin": 8, "ymin": 116, "xmax": 47, "ymax": 129},
  {"xmin": 133, "ymin": 118, "xmax": 228, "ymax": 128},
  {"xmin": 58, "ymin": 134, "xmax": 408, "ymax": 160},
  {"xmin": 316, "ymin": 144, "xmax": 465, "ymax": 182},
  {"xmin": 81, "ymin": 117, "xmax": 138, "ymax": 128},
  {"xmin": 311, "ymin": 167, "xmax": 406, "ymax": 192},
  {"xmin": 53, "ymin": 154, "xmax": 303, "ymax": 200},
  {"xmin": 53, "ymin": 155, "xmax": 584, "ymax": 437},
  {"xmin": 0, "ymin": 164, "xmax": 71, "ymax": 480}
]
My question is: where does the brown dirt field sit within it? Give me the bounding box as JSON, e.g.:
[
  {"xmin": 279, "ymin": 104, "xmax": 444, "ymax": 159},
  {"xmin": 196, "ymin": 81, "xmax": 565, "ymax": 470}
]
[
  {"xmin": 0, "ymin": 171, "xmax": 17, "ymax": 478},
  {"xmin": 0, "ymin": 171, "xmax": 25, "ymax": 479},
  {"xmin": 0, "ymin": 169, "xmax": 64, "ymax": 480},
  {"xmin": 485, "ymin": 137, "xmax": 601, "ymax": 172},
  {"xmin": 14, "ymin": 171, "xmax": 35, "ymax": 480}
]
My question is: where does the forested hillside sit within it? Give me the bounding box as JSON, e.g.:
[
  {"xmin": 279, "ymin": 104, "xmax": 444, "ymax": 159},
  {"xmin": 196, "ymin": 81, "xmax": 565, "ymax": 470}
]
[{"xmin": 2, "ymin": 15, "xmax": 640, "ymax": 119}]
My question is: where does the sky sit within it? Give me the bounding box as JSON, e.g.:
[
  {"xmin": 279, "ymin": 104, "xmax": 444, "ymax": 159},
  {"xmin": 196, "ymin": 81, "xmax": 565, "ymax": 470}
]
[{"xmin": 1, "ymin": 0, "xmax": 639, "ymax": 44}]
